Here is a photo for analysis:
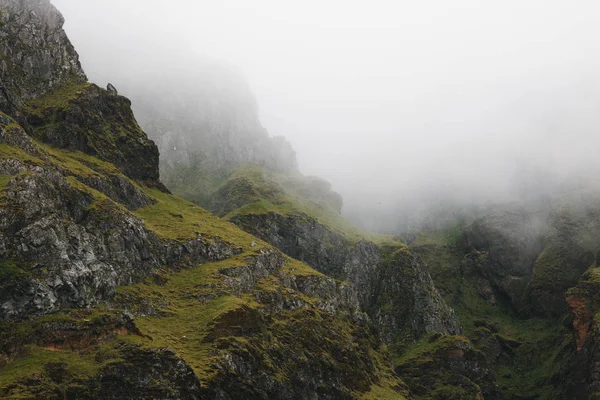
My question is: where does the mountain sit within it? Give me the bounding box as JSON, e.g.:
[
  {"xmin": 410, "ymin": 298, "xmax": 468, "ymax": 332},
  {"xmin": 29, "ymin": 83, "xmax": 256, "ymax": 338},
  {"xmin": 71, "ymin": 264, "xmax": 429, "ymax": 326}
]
[
  {"xmin": 0, "ymin": 1, "xmax": 497, "ymax": 399},
  {"xmin": 2, "ymin": 0, "xmax": 597, "ymax": 399},
  {"xmin": 116, "ymin": 59, "xmax": 298, "ymax": 206},
  {"xmin": 0, "ymin": 1, "xmax": 406, "ymax": 398}
]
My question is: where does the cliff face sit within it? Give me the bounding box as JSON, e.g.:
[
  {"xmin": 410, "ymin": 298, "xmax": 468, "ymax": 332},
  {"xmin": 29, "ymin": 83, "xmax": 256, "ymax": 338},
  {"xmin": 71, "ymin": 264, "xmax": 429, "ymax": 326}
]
[
  {"xmin": 0, "ymin": 0, "xmax": 86, "ymax": 110},
  {"xmin": 116, "ymin": 61, "xmax": 299, "ymax": 206},
  {"xmin": 0, "ymin": 0, "xmax": 160, "ymax": 184},
  {"xmin": 230, "ymin": 211, "xmax": 462, "ymax": 344}
]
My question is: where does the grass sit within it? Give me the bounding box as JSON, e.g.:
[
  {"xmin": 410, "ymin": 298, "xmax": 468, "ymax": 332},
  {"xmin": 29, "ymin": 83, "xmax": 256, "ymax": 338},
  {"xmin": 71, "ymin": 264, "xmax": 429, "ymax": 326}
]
[
  {"xmin": 23, "ymin": 81, "xmax": 90, "ymax": 118},
  {"xmin": 0, "ymin": 174, "xmax": 11, "ymax": 190},
  {"xmin": 0, "ymin": 144, "xmax": 44, "ymax": 166},
  {"xmin": 359, "ymin": 382, "xmax": 409, "ymax": 400},
  {"xmin": 115, "ymin": 250, "xmax": 363, "ymax": 385},
  {"xmin": 0, "ymin": 259, "xmax": 27, "ymax": 286},
  {"xmin": 134, "ymin": 185, "xmax": 270, "ymax": 250},
  {"xmin": 40, "ymin": 143, "xmax": 122, "ymax": 178},
  {"xmin": 219, "ymin": 165, "xmax": 400, "ymax": 245}
]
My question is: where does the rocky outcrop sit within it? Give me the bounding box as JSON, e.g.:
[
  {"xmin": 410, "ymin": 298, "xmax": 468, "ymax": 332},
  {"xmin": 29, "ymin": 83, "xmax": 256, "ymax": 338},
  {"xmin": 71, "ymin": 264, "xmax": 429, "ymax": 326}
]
[
  {"xmin": 23, "ymin": 83, "xmax": 162, "ymax": 184},
  {"xmin": 0, "ymin": 107, "xmax": 239, "ymax": 321},
  {"xmin": 0, "ymin": 244, "xmax": 408, "ymax": 400},
  {"xmin": 231, "ymin": 211, "xmax": 461, "ymax": 345},
  {"xmin": 0, "ymin": 0, "xmax": 86, "ymax": 112},
  {"xmin": 395, "ymin": 334, "xmax": 501, "ymax": 400},
  {"xmin": 371, "ymin": 249, "xmax": 462, "ymax": 345},
  {"xmin": 555, "ymin": 268, "xmax": 600, "ymax": 399},
  {"xmin": 0, "ymin": 0, "xmax": 161, "ymax": 185},
  {"xmin": 231, "ymin": 212, "xmax": 353, "ymax": 277}
]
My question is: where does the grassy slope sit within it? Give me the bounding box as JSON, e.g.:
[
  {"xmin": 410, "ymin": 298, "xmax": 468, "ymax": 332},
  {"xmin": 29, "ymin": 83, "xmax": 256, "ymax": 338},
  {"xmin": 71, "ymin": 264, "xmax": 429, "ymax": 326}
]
[
  {"xmin": 213, "ymin": 164, "xmax": 399, "ymax": 246},
  {"xmin": 0, "ymin": 125, "xmax": 405, "ymax": 398}
]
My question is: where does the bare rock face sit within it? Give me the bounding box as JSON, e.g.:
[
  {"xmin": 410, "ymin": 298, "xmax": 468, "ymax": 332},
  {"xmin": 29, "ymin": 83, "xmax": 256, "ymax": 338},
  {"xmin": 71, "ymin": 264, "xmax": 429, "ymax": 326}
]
[
  {"xmin": 230, "ymin": 211, "xmax": 462, "ymax": 345},
  {"xmin": 106, "ymin": 83, "xmax": 118, "ymax": 94},
  {"xmin": 0, "ymin": 0, "xmax": 86, "ymax": 109}
]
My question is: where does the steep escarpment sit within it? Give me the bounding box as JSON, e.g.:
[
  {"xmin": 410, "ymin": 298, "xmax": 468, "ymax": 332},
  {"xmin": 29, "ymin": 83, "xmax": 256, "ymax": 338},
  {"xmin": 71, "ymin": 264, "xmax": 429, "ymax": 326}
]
[
  {"xmin": 208, "ymin": 165, "xmax": 503, "ymax": 399},
  {"xmin": 211, "ymin": 167, "xmax": 462, "ymax": 342},
  {"xmin": 0, "ymin": 1, "xmax": 410, "ymax": 398},
  {"xmin": 0, "ymin": 116, "xmax": 240, "ymax": 321},
  {"xmin": 0, "ymin": 0, "xmax": 86, "ymax": 113},
  {"xmin": 114, "ymin": 60, "xmax": 299, "ymax": 205},
  {"xmin": 0, "ymin": 0, "xmax": 160, "ymax": 185}
]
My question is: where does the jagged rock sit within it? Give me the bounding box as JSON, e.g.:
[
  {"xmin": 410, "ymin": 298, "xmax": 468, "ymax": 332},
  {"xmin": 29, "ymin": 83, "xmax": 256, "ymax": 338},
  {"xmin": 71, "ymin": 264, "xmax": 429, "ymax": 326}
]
[
  {"xmin": 0, "ymin": 121, "xmax": 239, "ymax": 321},
  {"xmin": 23, "ymin": 83, "xmax": 162, "ymax": 184},
  {"xmin": 231, "ymin": 211, "xmax": 461, "ymax": 345},
  {"xmin": 395, "ymin": 334, "xmax": 502, "ymax": 400},
  {"xmin": 553, "ymin": 269, "xmax": 600, "ymax": 399},
  {"xmin": 0, "ymin": 0, "xmax": 161, "ymax": 186},
  {"xmin": 0, "ymin": 0, "xmax": 86, "ymax": 112},
  {"xmin": 106, "ymin": 83, "xmax": 118, "ymax": 94}
]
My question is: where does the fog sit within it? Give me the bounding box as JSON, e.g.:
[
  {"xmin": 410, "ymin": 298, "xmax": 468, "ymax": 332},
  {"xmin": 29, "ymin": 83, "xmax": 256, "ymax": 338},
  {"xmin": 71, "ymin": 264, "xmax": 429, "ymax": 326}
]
[{"xmin": 53, "ymin": 0, "xmax": 600, "ymax": 232}]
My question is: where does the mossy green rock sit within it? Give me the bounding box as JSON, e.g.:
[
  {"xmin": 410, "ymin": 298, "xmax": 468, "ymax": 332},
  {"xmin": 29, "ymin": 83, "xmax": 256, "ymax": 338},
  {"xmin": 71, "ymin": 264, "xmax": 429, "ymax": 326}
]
[{"xmin": 23, "ymin": 83, "xmax": 162, "ymax": 184}]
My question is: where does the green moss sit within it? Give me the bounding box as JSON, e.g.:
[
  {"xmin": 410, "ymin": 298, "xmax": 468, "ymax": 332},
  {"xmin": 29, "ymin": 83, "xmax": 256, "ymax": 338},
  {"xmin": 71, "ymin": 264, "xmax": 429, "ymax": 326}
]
[
  {"xmin": 0, "ymin": 144, "xmax": 44, "ymax": 166},
  {"xmin": 395, "ymin": 334, "xmax": 471, "ymax": 365},
  {"xmin": 0, "ymin": 174, "xmax": 11, "ymax": 190},
  {"xmin": 40, "ymin": 143, "xmax": 121, "ymax": 177},
  {"xmin": 394, "ymin": 334, "xmax": 487, "ymax": 400},
  {"xmin": 1, "ymin": 237, "xmax": 401, "ymax": 397},
  {"xmin": 359, "ymin": 381, "xmax": 409, "ymax": 399},
  {"xmin": 23, "ymin": 81, "xmax": 90, "ymax": 119},
  {"xmin": 0, "ymin": 344, "xmax": 121, "ymax": 397},
  {"xmin": 133, "ymin": 186, "xmax": 269, "ymax": 251},
  {"xmin": 583, "ymin": 267, "xmax": 600, "ymax": 283},
  {"xmin": 0, "ymin": 260, "xmax": 27, "ymax": 286},
  {"xmin": 216, "ymin": 165, "xmax": 400, "ymax": 245}
]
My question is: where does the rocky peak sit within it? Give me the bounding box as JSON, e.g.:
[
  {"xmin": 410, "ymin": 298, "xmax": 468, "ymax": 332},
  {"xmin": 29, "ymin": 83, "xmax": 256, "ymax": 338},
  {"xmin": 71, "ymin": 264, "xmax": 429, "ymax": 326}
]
[
  {"xmin": 0, "ymin": 0, "xmax": 162, "ymax": 185},
  {"xmin": 0, "ymin": 0, "xmax": 86, "ymax": 109}
]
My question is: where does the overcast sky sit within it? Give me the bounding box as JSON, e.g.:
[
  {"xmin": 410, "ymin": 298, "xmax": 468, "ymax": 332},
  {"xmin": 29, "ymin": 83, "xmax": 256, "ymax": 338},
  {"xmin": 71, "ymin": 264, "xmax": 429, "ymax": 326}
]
[{"xmin": 53, "ymin": 0, "xmax": 600, "ymax": 230}]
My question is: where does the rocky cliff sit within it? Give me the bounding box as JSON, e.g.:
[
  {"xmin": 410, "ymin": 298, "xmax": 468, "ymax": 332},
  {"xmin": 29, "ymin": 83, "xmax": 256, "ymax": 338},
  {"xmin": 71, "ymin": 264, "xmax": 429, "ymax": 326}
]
[
  {"xmin": 0, "ymin": 1, "xmax": 411, "ymax": 398},
  {"xmin": 10, "ymin": 0, "xmax": 598, "ymax": 398},
  {"xmin": 115, "ymin": 58, "xmax": 299, "ymax": 206},
  {"xmin": 207, "ymin": 165, "xmax": 503, "ymax": 399}
]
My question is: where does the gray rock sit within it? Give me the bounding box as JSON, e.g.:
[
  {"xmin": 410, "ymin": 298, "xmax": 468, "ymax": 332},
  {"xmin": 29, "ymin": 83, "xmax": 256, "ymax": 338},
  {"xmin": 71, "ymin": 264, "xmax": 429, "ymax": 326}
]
[
  {"xmin": 107, "ymin": 83, "xmax": 118, "ymax": 94},
  {"xmin": 0, "ymin": 0, "xmax": 87, "ymax": 111},
  {"xmin": 230, "ymin": 211, "xmax": 462, "ymax": 344}
]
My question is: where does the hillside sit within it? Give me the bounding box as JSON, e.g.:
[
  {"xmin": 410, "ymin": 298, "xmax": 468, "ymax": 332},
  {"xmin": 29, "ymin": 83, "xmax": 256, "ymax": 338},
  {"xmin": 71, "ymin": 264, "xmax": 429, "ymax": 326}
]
[
  {"xmin": 0, "ymin": 1, "xmax": 409, "ymax": 398},
  {"xmin": 3, "ymin": 0, "xmax": 599, "ymax": 399}
]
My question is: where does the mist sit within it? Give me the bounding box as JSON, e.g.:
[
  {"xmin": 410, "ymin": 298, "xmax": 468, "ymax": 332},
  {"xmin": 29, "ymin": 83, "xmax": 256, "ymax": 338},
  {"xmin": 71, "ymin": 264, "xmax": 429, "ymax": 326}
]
[{"xmin": 52, "ymin": 0, "xmax": 600, "ymax": 233}]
